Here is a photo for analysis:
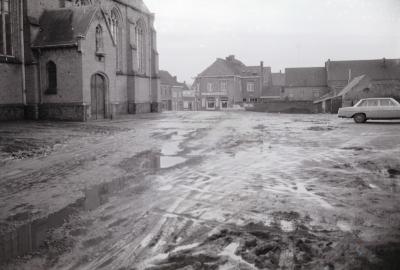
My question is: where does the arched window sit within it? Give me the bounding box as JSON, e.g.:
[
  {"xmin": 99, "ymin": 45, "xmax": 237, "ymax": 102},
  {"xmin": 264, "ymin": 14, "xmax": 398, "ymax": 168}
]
[
  {"xmin": 136, "ymin": 19, "xmax": 146, "ymax": 73},
  {"xmin": 0, "ymin": 0, "xmax": 13, "ymax": 56},
  {"xmin": 95, "ymin": 24, "xmax": 104, "ymax": 53},
  {"xmin": 110, "ymin": 8, "xmax": 122, "ymax": 70},
  {"xmin": 46, "ymin": 61, "xmax": 57, "ymax": 94}
]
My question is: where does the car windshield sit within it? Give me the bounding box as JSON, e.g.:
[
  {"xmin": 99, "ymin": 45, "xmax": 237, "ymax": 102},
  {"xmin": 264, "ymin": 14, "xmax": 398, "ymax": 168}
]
[{"xmin": 356, "ymin": 100, "xmax": 368, "ymax": 107}]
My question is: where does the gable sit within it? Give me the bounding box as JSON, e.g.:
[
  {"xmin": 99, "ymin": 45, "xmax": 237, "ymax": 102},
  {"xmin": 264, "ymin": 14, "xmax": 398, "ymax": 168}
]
[{"xmin": 285, "ymin": 67, "xmax": 327, "ymax": 87}]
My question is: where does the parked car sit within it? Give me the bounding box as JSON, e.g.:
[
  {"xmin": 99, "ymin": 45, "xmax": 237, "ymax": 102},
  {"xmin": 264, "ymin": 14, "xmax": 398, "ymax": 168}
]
[{"xmin": 338, "ymin": 98, "xmax": 400, "ymax": 123}]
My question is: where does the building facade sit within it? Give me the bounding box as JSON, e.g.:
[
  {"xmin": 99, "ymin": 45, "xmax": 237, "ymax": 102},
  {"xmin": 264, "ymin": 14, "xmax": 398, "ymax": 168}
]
[
  {"xmin": 193, "ymin": 55, "xmax": 271, "ymax": 110},
  {"xmin": 283, "ymin": 67, "xmax": 329, "ymax": 101},
  {"xmin": 0, "ymin": 0, "xmax": 160, "ymax": 121}
]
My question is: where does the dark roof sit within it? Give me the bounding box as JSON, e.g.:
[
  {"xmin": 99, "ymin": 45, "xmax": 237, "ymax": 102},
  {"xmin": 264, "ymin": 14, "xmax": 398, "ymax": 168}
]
[
  {"xmin": 285, "ymin": 67, "xmax": 327, "ymax": 87},
  {"xmin": 326, "ymin": 59, "xmax": 400, "ymax": 81},
  {"xmin": 159, "ymin": 70, "xmax": 178, "ymax": 85},
  {"xmin": 159, "ymin": 70, "xmax": 188, "ymax": 88},
  {"xmin": 271, "ymin": 73, "xmax": 285, "ymax": 86},
  {"xmin": 32, "ymin": 6, "xmax": 98, "ymax": 48},
  {"xmin": 198, "ymin": 57, "xmax": 246, "ymax": 77}
]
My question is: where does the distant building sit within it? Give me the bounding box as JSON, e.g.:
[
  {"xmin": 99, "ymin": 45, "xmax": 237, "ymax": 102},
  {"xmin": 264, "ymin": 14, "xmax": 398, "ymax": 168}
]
[
  {"xmin": 283, "ymin": 67, "xmax": 329, "ymax": 101},
  {"xmin": 182, "ymin": 87, "xmax": 200, "ymax": 111},
  {"xmin": 171, "ymin": 81, "xmax": 188, "ymax": 111},
  {"xmin": 159, "ymin": 70, "xmax": 175, "ymax": 110},
  {"xmin": 0, "ymin": 0, "xmax": 160, "ymax": 121},
  {"xmin": 159, "ymin": 70, "xmax": 188, "ymax": 111},
  {"xmin": 315, "ymin": 58, "xmax": 400, "ymax": 113},
  {"xmin": 193, "ymin": 55, "xmax": 271, "ymax": 110},
  {"xmin": 262, "ymin": 71, "xmax": 285, "ymax": 100}
]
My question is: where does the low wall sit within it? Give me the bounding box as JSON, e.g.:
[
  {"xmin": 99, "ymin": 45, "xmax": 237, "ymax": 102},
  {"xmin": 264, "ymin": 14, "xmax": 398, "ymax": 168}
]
[
  {"xmin": 39, "ymin": 103, "xmax": 88, "ymax": 121},
  {"xmin": 0, "ymin": 104, "xmax": 25, "ymax": 121},
  {"xmin": 128, "ymin": 102, "xmax": 152, "ymax": 114},
  {"xmin": 249, "ymin": 100, "xmax": 315, "ymax": 114}
]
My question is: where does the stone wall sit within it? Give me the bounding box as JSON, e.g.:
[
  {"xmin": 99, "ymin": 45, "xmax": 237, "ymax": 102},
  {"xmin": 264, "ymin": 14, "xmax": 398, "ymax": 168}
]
[
  {"xmin": 0, "ymin": 104, "xmax": 25, "ymax": 121},
  {"xmin": 250, "ymin": 100, "xmax": 316, "ymax": 114},
  {"xmin": 39, "ymin": 103, "xmax": 88, "ymax": 121}
]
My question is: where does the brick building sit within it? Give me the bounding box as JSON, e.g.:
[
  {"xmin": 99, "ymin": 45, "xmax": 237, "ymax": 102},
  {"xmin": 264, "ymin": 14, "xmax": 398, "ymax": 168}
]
[
  {"xmin": 193, "ymin": 55, "xmax": 271, "ymax": 110},
  {"xmin": 0, "ymin": 0, "xmax": 160, "ymax": 121},
  {"xmin": 159, "ymin": 70, "xmax": 188, "ymax": 111},
  {"xmin": 283, "ymin": 67, "xmax": 329, "ymax": 101},
  {"xmin": 315, "ymin": 58, "xmax": 400, "ymax": 113}
]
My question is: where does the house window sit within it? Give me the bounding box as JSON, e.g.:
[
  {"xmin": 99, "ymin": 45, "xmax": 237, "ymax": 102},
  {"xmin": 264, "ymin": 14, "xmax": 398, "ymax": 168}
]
[
  {"xmin": 136, "ymin": 19, "xmax": 146, "ymax": 73},
  {"xmin": 46, "ymin": 61, "xmax": 57, "ymax": 94},
  {"xmin": 0, "ymin": 0, "xmax": 13, "ymax": 56},
  {"xmin": 220, "ymin": 80, "xmax": 227, "ymax": 91},
  {"xmin": 207, "ymin": 82, "xmax": 213, "ymax": 92},
  {"xmin": 247, "ymin": 82, "xmax": 255, "ymax": 92}
]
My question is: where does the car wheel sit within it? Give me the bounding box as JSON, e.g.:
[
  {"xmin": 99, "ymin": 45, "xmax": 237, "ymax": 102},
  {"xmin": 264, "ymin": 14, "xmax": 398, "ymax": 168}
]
[{"xmin": 353, "ymin": 113, "xmax": 366, "ymax": 123}]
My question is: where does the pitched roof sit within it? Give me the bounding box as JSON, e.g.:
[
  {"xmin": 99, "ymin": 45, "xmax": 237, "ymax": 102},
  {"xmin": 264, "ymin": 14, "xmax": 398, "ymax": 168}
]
[
  {"xmin": 32, "ymin": 6, "xmax": 98, "ymax": 48},
  {"xmin": 326, "ymin": 59, "xmax": 400, "ymax": 81},
  {"xmin": 285, "ymin": 67, "xmax": 327, "ymax": 87},
  {"xmin": 159, "ymin": 70, "xmax": 178, "ymax": 85},
  {"xmin": 117, "ymin": 0, "xmax": 150, "ymax": 14},
  {"xmin": 271, "ymin": 73, "xmax": 285, "ymax": 86},
  {"xmin": 337, "ymin": 75, "xmax": 370, "ymax": 97},
  {"xmin": 198, "ymin": 57, "xmax": 246, "ymax": 77}
]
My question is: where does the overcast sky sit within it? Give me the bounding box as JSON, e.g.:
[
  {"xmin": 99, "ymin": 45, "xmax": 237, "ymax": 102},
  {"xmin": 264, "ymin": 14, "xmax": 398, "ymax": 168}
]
[{"xmin": 145, "ymin": 0, "xmax": 400, "ymax": 84}]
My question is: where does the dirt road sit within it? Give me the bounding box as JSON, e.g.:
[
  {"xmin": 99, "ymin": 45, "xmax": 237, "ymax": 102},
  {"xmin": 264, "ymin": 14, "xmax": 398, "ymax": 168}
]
[{"xmin": 1, "ymin": 112, "xmax": 400, "ymax": 269}]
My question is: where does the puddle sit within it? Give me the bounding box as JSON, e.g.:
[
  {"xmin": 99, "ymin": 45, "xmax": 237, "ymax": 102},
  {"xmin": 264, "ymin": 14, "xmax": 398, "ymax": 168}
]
[{"xmin": 160, "ymin": 156, "xmax": 187, "ymax": 169}]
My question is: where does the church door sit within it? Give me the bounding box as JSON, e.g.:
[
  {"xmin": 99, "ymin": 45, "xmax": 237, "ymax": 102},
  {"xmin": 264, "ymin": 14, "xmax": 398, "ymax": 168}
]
[{"xmin": 91, "ymin": 74, "xmax": 106, "ymax": 120}]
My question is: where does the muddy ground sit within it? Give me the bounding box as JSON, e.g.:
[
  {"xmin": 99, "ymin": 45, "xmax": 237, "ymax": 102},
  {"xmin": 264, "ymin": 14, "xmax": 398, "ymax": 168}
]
[{"xmin": 1, "ymin": 112, "xmax": 400, "ymax": 270}]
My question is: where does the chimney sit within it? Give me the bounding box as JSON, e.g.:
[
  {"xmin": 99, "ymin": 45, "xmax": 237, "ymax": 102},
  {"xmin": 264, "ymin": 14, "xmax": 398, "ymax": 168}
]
[
  {"xmin": 260, "ymin": 61, "xmax": 264, "ymax": 88},
  {"xmin": 226, "ymin": 55, "xmax": 235, "ymax": 61}
]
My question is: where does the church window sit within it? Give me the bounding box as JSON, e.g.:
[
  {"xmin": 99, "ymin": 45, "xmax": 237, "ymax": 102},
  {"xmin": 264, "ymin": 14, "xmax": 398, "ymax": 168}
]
[{"xmin": 46, "ymin": 61, "xmax": 57, "ymax": 94}]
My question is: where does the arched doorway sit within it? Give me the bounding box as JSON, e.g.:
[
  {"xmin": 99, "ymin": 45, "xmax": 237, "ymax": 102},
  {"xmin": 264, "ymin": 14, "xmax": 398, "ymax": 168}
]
[{"xmin": 90, "ymin": 73, "xmax": 107, "ymax": 120}]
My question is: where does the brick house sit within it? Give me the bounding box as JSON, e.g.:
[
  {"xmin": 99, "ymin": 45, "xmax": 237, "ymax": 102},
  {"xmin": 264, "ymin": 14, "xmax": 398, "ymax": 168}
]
[
  {"xmin": 182, "ymin": 86, "xmax": 199, "ymax": 111},
  {"xmin": 159, "ymin": 70, "xmax": 174, "ymax": 110},
  {"xmin": 0, "ymin": 0, "xmax": 160, "ymax": 121},
  {"xmin": 262, "ymin": 71, "xmax": 285, "ymax": 100},
  {"xmin": 193, "ymin": 55, "xmax": 271, "ymax": 110},
  {"xmin": 159, "ymin": 70, "xmax": 187, "ymax": 111},
  {"xmin": 283, "ymin": 67, "xmax": 329, "ymax": 101}
]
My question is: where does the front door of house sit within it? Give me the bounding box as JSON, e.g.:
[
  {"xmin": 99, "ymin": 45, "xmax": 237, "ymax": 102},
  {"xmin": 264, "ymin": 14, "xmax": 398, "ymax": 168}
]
[{"xmin": 91, "ymin": 74, "xmax": 106, "ymax": 120}]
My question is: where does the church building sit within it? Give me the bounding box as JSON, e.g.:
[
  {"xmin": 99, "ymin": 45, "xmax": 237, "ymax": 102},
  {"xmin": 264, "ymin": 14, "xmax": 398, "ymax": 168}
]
[{"xmin": 0, "ymin": 0, "xmax": 160, "ymax": 121}]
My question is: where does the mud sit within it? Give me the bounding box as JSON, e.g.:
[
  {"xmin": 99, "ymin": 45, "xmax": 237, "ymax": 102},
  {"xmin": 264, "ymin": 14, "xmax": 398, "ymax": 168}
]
[{"xmin": 1, "ymin": 112, "xmax": 400, "ymax": 269}]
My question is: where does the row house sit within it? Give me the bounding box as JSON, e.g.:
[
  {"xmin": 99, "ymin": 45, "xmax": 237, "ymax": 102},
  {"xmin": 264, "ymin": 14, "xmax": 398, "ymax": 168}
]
[
  {"xmin": 193, "ymin": 55, "xmax": 271, "ymax": 110},
  {"xmin": 159, "ymin": 70, "xmax": 188, "ymax": 111},
  {"xmin": 0, "ymin": 0, "xmax": 160, "ymax": 121}
]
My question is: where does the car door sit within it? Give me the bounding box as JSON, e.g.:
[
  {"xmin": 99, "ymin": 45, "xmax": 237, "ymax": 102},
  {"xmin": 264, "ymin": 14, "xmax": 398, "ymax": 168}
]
[
  {"xmin": 388, "ymin": 99, "xmax": 400, "ymax": 119},
  {"xmin": 366, "ymin": 99, "xmax": 379, "ymax": 118},
  {"xmin": 379, "ymin": 99, "xmax": 396, "ymax": 119}
]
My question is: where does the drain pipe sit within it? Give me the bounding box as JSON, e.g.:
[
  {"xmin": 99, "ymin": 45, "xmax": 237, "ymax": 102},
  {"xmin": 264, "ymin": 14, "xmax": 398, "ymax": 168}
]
[
  {"xmin": 20, "ymin": 0, "xmax": 26, "ymax": 106},
  {"xmin": 149, "ymin": 16, "xmax": 153, "ymax": 109}
]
